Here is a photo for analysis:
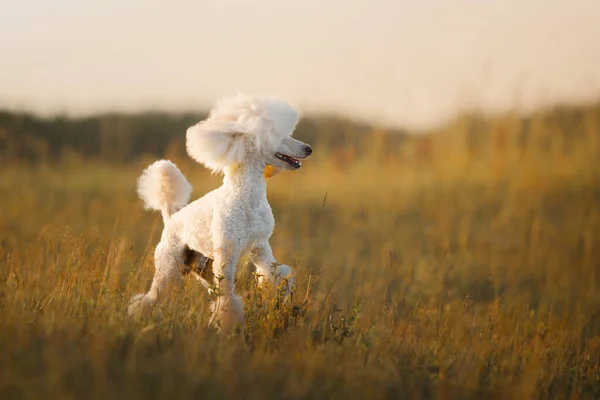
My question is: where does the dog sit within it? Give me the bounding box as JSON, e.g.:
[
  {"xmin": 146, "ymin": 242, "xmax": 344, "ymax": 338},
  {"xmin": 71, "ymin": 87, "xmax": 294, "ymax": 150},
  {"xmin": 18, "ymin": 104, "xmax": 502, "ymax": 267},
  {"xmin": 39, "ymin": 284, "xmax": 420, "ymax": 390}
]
[{"xmin": 127, "ymin": 94, "xmax": 312, "ymax": 331}]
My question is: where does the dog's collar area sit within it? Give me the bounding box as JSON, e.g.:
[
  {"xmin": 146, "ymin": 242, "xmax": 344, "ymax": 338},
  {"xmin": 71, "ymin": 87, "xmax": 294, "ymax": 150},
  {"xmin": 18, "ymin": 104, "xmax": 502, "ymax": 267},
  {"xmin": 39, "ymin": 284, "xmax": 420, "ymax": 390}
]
[
  {"xmin": 264, "ymin": 165, "xmax": 279, "ymax": 179},
  {"xmin": 275, "ymin": 153, "xmax": 301, "ymax": 168}
]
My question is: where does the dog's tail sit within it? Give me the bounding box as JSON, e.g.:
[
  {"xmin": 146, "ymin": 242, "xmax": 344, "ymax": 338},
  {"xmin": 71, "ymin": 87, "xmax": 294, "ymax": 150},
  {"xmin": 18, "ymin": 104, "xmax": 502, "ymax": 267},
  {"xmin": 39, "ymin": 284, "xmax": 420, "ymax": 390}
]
[{"xmin": 137, "ymin": 160, "xmax": 192, "ymax": 222}]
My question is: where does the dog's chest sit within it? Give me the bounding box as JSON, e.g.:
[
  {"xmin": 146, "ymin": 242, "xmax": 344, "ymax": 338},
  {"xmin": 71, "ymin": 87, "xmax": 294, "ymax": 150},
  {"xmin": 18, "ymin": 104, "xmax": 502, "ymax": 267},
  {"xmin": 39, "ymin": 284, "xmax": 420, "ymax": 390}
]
[{"xmin": 247, "ymin": 204, "xmax": 274, "ymax": 240}]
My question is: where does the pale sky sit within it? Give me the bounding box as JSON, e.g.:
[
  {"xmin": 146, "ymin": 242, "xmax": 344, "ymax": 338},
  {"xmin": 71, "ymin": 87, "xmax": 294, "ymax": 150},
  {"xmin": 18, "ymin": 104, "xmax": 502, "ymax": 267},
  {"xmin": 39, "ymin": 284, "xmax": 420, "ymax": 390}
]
[{"xmin": 1, "ymin": 0, "xmax": 599, "ymax": 129}]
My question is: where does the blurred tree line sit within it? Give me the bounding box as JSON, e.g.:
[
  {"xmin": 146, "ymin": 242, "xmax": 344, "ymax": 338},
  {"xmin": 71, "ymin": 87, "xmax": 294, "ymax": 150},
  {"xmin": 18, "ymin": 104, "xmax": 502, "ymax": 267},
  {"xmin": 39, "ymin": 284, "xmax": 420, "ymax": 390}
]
[
  {"xmin": 0, "ymin": 102, "xmax": 599, "ymax": 167},
  {"xmin": 0, "ymin": 110, "xmax": 407, "ymax": 165}
]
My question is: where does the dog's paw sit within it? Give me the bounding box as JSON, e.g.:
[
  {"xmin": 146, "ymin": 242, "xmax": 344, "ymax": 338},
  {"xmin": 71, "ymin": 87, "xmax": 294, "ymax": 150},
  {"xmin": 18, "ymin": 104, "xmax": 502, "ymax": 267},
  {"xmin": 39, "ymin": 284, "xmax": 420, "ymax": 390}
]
[
  {"xmin": 127, "ymin": 293, "xmax": 163, "ymax": 321},
  {"xmin": 274, "ymin": 264, "xmax": 294, "ymax": 295},
  {"xmin": 210, "ymin": 294, "xmax": 245, "ymax": 334},
  {"xmin": 256, "ymin": 264, "xmax": 295, "ymax": 297}
]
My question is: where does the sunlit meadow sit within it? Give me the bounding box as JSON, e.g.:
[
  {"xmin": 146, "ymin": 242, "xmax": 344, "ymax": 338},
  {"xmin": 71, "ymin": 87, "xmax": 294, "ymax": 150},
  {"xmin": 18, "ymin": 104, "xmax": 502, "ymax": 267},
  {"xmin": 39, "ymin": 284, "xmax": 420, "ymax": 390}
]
[{"xmin": 0, "ymin": 106, "xmax": 599, "ymax": 399}]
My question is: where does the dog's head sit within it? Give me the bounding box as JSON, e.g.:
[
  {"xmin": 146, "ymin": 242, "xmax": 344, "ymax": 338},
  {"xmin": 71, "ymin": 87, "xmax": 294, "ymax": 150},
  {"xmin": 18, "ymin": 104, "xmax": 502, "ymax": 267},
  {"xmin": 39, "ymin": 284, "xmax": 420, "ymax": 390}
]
[{"xmin": 186, "ymin": 94, "xmax": 312, "ymax": 174}]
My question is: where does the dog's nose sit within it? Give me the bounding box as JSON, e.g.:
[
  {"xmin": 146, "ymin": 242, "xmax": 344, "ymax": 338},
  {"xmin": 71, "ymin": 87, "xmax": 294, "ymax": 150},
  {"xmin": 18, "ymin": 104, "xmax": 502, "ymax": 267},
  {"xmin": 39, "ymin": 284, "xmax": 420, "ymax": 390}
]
[{"xmin": 304, "ymin": 145, "xmax": 312, "ymax": 155}]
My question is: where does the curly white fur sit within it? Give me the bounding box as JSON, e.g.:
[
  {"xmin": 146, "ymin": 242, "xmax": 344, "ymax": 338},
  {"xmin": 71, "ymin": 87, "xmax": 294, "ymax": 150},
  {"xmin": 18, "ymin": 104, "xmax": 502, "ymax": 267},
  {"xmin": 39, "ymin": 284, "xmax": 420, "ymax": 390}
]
[
  {"xmin": 128, "ymin": 94, "xmax": 312, "ymax": 333},
  {"xmin": 137, "ymin": 160, "xmax": 192, "ymax": 220},
  {"xmin": 186, "ymin": 94, "xmax": 299, "ymax": 173}
]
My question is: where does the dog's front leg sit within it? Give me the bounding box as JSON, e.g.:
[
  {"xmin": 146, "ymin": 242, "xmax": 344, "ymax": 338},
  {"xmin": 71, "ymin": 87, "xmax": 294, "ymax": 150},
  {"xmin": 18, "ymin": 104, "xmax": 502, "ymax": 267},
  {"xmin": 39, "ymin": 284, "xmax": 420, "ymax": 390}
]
[
  {"xmin": 251, "ymin": 240, "xmax": 294, "ymax": 296},
  {"xmin": 210, "ymin": 247, "xmax": 244, "ymax": 332}
]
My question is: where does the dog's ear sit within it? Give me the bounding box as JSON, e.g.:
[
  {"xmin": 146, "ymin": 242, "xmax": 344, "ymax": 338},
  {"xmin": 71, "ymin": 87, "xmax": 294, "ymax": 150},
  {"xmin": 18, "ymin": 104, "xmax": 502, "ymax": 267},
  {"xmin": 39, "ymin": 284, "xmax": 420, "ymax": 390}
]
[{"xmin": 186, "ymin": 121, "xmax": 247, "ymax": 173}]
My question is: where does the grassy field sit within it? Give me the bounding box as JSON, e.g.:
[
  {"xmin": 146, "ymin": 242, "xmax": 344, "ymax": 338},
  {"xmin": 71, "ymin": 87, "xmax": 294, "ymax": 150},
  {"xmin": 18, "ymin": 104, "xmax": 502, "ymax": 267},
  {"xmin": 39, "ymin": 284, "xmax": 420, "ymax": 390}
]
[{"xmin": 1, "ymin": 110, "xmax": 600, "ymax": 399}]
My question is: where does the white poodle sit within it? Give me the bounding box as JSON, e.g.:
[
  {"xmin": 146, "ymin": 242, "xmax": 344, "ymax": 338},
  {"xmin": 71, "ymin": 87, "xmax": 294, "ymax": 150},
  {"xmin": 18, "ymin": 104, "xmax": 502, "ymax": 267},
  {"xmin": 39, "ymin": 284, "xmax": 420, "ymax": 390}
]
[{"xmin": 128, "ymin": 94, "xmax": 312, "ymax": 331}]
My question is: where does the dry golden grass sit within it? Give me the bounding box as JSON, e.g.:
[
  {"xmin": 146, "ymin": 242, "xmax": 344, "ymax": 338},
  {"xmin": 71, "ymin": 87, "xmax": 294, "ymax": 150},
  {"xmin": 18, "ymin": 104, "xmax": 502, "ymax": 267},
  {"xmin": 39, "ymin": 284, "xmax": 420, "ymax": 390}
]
[{"xmin": 1, "ymin": 110, "xmax": 599, "ymax": 399}]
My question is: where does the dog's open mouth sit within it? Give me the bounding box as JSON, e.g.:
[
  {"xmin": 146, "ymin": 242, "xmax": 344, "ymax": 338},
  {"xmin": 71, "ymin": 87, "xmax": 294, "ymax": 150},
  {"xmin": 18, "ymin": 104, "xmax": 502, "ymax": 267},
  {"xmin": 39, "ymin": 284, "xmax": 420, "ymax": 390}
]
[{"xmin": 275, "ymin": 153, "xmax": 301, "ymax": 168}]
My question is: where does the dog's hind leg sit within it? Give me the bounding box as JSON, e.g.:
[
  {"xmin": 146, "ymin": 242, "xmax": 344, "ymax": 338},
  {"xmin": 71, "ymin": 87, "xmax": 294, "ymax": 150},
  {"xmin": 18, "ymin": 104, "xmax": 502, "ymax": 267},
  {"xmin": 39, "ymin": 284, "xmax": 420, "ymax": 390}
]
[
  {"xmin": 128, "ymin": 241, "xmax": 185, "ymax": 318},
  {"xmin": 148, "ymin": 242, "xmax": 186, "ymax": 300},
  {"xmin": 251, "ymin": 239, "xmax": 294, "ymax": 296}
]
